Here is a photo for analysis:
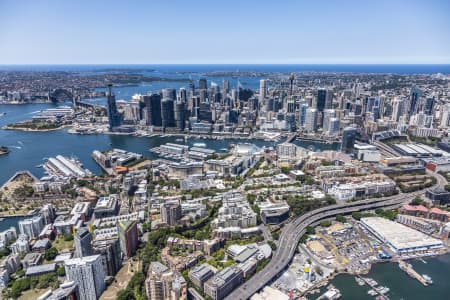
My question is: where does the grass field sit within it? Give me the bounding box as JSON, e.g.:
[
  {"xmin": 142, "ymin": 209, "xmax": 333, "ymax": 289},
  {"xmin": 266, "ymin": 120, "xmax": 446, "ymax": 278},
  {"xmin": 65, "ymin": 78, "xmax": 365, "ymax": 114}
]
[{"xmin": 53, "ymin": 237, "xmax": 74, "ymax": 252}]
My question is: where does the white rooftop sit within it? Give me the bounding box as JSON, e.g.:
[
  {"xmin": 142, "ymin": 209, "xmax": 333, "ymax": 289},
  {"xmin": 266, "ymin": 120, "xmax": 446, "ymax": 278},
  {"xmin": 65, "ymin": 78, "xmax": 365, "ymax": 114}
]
[{"xmin": 361, "ymin": 217, "xmax": 443, "ymax": 252}]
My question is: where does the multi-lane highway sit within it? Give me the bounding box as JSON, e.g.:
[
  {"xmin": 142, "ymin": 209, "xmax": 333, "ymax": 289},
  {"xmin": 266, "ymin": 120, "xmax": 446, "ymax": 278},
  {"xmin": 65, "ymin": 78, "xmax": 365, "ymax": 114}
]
[{"xmin": 225, "ymin": 171, "xmax": 446, "ymax": 300}]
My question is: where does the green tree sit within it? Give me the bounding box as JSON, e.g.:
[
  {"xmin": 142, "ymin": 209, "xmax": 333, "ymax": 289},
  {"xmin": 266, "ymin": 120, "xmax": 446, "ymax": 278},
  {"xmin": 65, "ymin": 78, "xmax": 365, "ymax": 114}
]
[
  {"xmin": 335, "ymin": 215, "xmax": 346, "ymax": 223},
  {"xmin": 306, "ymin": 226, "xmax": 315, "ymax": 235},
  {"xmin": 351, "ymin": 212, "xmax": 362, "ymax": 220},
  {"xmin": 272, "ymin": 232, "xmax": 280, "ymax": 240},
  {"xmin": 319, "ymin": 220, "xmax": 332, "ymax": 227},
  {"xmin": 411, "ymin": 196, "xmax": 424, "ymax": 206},
  {"xmin": 63, "ymin": 233, "xmax": 74, "ymax": 241},
  {"xmin": 268, "ymin": 240, "xmax": 277, "ymax": 251},
  {"xmin": 375, "ymin": 208, "xmax": 384, "ymax": 215},
  {"xmin": 56, "ymin": 265, "xmax": 66, "ymax": 276},
  {"xmin": 117, "ymin": 289, "xmax": 136, "ymax": 300},
  {"xmin": 44, "ymin": 247, "xmax": 58, "ymax": 261}
]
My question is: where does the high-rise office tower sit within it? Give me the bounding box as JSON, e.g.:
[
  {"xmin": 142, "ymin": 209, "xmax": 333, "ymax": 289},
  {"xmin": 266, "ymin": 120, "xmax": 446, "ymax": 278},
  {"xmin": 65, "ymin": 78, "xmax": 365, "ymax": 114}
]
[
  {"xmin": 222, "ymin": 80, "xmax": 230, "ymax": 94},
  {"xmin": 231, "ymin": 89, "xmax": 238, "ymax": 104},
  {"xmin": 424, "ymin": 97, "xmax": 435, "ymax": 116},
  {"xmin": 259, "ymin": 79, "xmax": 267, "ymax": 103},
  {"xmin": 188, "ymin": 82, "xmax": 195, "ymax": 97},
  {"xmin": 162, "ymin": 88, "xmax": 176, "ymax": 100},
  {"xmin": 179, "ymin": 88, "xmax": 187, "ymax": 102},
  {"xmin": 365, "ymin": 97, "xmax": 379, "ymax": 114},
  {"xmin": 198, "ymin": 102, "xmax": 213, "ymax": 122},
  {"xmin": 106, "ymin": 84, "xmax": 122, "ymax": 131},
  {"xmin": 117, "ymin": 220, "xmax": 138, "ymax": 259},
  {"xmin": 322, "ymin": 109, "xmax": 336, "ymax": 130},
  {"xmin": 199, "ymin": 78, "xmax": 207, "ymax": 90},
  {"xmin": 372, "ymin": 105, "xmax": 380, "ymax": 120},
  {"xmin": 161, "ymin": 98, "xmax": 176, "ymax": 128},
  {"xmin": 327, "ymin": 117, "xmax": 340, "ymax": 136},
  {"xmin": 409, "ymin": 86, "xmax": 422, "ymax": 116},
  {"xmin": 289, "ymin": 73, "xmax": 295, "ymax": 96},
  {"xmin": 143, "ymin": 94, "xmax": 162, "ymax": 126},
  {"xmin": 123, "ymin": 102, "xmax": 140, "ymax": 124},
  {"xmin": 440, "ymin": 104, "xmax": 450, "ymax": 128},
  {"xmin": 316, "ymin": 88, "xmax": 333, "ymax": 111},
  {"xmin": 341, "ymin": 127, "xmax": 357, "ymax": 154},
  {"xmin": 304, "ymin": 108, "xmax": 318, "ymax": 132},
  {"xmin": 199, "ymin": 89, "xmax": 208, "ymax": 103},
  {"xmin": 299, "ymin": 103, "xmax": 308, "ymax": 127},
  {"xmin": 286, "ymin": 97, "xmax": 295, "ymax": 113},
  {"xmin": 353, "ymin": 101, "xmax": 363, "ymax": 116},
  {"xmin": 160, "ymin": 202, "xmax": 182, "ymax": 226},
  {"xmin": 65, "ymin": 255, "xmax": 106, "ymax": 300},
  {"xmin": 285, "ymin": 113, "xmax": 296, "ymax": 131},
  {"xmin": 391, "ymin": 98, "xmax": 404, "ymax": 122},
  {"xmin": 174, "ymin": 101, "xmax": 186, "ymax": 131},
  {"xmin": 316, "ymin": 89, "xmax": 327, "ymax": 112},
  {"xmin": 74, "ymin": 228, "xmax": 92, "ymax": 258}
]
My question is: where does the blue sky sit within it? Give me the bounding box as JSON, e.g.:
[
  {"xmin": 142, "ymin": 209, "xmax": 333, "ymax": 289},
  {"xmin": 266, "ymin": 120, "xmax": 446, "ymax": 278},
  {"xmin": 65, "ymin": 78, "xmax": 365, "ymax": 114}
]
[{"xmin": 0, "ymin": 0, "xmax": 449, "ymax": 64}]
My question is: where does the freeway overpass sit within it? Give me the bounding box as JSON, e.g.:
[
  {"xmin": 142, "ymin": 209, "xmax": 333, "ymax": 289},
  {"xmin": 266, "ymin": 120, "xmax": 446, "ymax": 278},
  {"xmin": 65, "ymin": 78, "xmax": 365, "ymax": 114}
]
[{"xmin": 225, "ymin": 172, "xmax": 446, "ymax": 300}]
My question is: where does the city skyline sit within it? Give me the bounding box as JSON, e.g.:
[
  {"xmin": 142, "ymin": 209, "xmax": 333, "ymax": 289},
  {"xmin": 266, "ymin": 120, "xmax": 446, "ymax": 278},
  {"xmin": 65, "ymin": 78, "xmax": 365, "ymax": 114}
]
[
  {"xmin": 1, "ymin": 1, "xmax": 450, "ymax": 299},
  {"xmin": 0, "ymin": 0, "xmax": 450, "ymax": 64}
]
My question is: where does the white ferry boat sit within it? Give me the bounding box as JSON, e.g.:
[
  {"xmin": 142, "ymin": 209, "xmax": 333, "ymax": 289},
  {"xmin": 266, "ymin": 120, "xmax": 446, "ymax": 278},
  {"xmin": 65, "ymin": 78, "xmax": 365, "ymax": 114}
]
[
  {"xmin": 193, "ymin": 142, "xmax": 206, "ymax": 148},
  {"xmin": 320, "ymin": 287, "xmax": 342, "ymax": 299}
]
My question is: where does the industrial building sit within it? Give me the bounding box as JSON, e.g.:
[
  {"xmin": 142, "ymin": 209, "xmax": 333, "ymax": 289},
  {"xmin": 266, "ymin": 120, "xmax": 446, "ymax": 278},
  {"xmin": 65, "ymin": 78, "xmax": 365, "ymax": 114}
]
[
  {"xmin": 354, "ymin": 143, "xmax": 381, "ymax": 162},
  {"xmin": 45, "ymin": 155, "xmax": 90, "ymax": 178},
  {"xmin": 360, "ymin": 217, "xmax": 444, "ymax": 254},
  {"xmin": 392, "ymin": 143, "xmax": 444, "ymax": 157}
]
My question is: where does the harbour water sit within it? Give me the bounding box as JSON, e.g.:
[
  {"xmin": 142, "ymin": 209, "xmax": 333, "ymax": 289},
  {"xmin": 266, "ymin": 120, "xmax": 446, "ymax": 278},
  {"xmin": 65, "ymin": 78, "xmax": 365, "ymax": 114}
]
[
  {"xmin": 313, "ymin": 254, "xmax": 450, "ymax": 300},
  {"xmin": 0, "ymin": 102, "xmax": 339, "ymax": 186},
  {"xmin": 0, "ymin": 215, "xmax": 28, "ymax": 232}
]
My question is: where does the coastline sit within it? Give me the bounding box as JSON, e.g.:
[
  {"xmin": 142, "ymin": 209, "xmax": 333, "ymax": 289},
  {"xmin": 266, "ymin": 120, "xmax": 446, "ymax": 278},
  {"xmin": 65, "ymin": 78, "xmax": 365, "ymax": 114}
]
[
  {"xmin": 0, "ymin": 100, "xmax": 52, "ymax": 105},
  {"xmin": 0, "ymin": 213, "xmax": 30, "ymax": 218},
  {"xmin": 2, "ymin": 124, "xmax": 69, "ymax": 132}
]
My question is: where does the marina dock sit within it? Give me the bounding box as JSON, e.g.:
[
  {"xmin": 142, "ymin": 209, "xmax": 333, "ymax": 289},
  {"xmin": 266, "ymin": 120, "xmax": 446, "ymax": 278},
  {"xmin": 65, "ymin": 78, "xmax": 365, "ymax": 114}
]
[{"xmin": 357, "ymin": 275, "xmax": 390, "ymax": 299}]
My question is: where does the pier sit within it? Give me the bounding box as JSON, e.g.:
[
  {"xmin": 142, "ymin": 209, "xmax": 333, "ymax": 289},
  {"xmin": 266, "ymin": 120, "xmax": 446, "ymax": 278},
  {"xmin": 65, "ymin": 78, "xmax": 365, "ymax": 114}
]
[
  {"xmin": 398, "ymin": 260, "xmax": 429, "ymax": 286},
  {"xmin": 91, "ymin": 153, "xmax": 114, "ymax": 176}
]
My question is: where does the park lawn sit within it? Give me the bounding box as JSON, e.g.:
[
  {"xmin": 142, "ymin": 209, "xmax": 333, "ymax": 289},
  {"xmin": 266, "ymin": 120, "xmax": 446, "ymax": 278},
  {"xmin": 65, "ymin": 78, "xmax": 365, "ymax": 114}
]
[{"xmin": 53, "ymin": 237, "xmax": 74, "ymax": 251}]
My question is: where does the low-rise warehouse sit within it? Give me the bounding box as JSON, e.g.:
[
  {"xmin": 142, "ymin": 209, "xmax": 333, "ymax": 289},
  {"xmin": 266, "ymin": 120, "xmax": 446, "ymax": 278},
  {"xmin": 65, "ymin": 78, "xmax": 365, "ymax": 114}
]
[{"xmin": 360, "ymin": 217, "xmax": 443, "ymax": 254}]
